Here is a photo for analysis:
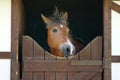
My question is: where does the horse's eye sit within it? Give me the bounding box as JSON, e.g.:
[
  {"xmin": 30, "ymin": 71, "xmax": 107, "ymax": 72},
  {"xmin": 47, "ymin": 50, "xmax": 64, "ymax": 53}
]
[{"xmin": 53, "ymin": 28, "xmax": 57, "ymax": 33}]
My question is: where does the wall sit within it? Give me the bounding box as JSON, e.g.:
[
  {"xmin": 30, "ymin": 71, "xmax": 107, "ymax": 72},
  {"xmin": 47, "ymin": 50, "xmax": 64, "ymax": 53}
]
[
  {"xmin": 0, "ymin": 0, "xmax": 11, "ymax": 52},
  {"xmin": 111, "ymin": 1, "xmax": 120, "ymax": 80},
  {"xmin": 0, "ymin": 0, "xmax": 11, "ymax": 80}
]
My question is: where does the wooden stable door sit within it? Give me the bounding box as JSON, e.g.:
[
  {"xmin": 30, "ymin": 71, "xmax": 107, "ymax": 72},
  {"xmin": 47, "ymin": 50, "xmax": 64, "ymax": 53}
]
[
  {"xmin": 21, "ymin": 0, "xmax": 112, "ymax": 80},
  {"xmin": 22, "ymin": 36, "xmax": 103, "ymax": 80},
  {"xmin": 9, "ymin": 0, "xmax": 112, "ymax": 80},
  {"xmin": 21, "ymin": 0, "xmax": 111, "ymax": 80}
]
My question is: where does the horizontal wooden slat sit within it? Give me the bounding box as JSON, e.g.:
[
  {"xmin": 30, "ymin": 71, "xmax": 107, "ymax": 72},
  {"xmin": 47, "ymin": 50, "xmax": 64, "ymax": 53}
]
[
  {"xmin": 71, "ymin": 60, "xmax": 102, "ymax": 66},
  {"xmin": 23, "ymin": 60, "xmax": 103, "ymax": 72},
  {"xmin": 0, "ymin": 52, "xmax": 11, "ymax": 59},
  {"xmin": 112, "ymin": 56, "xmax": 120, "ymax": 62}
]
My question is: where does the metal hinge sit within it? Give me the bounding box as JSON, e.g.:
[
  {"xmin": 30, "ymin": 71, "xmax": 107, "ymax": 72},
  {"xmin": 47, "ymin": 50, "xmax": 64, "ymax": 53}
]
[{"xmin": 103, "ymin": 57, "xmax": 111, "ymax": 69}]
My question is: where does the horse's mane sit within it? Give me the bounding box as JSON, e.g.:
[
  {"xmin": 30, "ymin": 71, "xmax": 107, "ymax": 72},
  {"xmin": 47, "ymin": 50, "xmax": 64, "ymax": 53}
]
[{"xmin": 47, "ymin": 7, "xmax": 68, "ymax": 27}]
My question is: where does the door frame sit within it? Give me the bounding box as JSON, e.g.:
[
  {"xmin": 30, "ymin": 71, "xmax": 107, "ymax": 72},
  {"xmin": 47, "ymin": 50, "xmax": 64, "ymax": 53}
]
[
  {"xmin": 0, "ymin": 0, "xmax": 21, "ymax": 80},
  {"xmin": 1, "ymin": 0, "xmax": 112, "ymax": 80},
  {"xmin": 103, "ymin": 0, "xmax": 111, "ymax": 80}
]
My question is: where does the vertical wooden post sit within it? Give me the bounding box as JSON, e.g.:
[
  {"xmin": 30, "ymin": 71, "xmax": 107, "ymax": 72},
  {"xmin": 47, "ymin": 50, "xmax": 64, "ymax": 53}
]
[
  {"xmin": 11, "ymin": 0, "xmax": 19, "ymax": 80},
  {"xmin": 103, "ymin": 0, "xmax": 111, "ymax": 80},
  {"xmin": 11, "ymin": 0, "xmax": 24, "ymax": 79}
]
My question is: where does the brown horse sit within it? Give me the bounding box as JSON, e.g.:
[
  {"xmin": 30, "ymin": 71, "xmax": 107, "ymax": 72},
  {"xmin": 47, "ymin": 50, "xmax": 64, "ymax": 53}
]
[{"xmin": 41, "ymin": 7, "xmax": 85, "ymax": 58}]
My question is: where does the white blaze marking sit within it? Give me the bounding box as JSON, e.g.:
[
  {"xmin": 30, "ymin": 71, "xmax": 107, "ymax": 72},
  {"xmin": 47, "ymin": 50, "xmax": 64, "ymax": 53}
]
[
  {"xmin": 60, "ymin": 24, "xmax": 64, "ymax": 28},
  {"xmin": 60, "ymin": 39, "xmax": 75, "ymax": 56},
  {"xmin": 67, "ymin": 39, "xmax": 75, "ymax": 55}
]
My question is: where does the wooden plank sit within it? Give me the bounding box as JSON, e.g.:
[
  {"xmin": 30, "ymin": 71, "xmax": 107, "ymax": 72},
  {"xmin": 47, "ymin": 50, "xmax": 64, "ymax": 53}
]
[
  {"xmin": 22, "ymin": 72, "xmax": 32, "ymax": 80},
  {"xmin": 0, "ymin": 52, "xmax": 11, "ymax": 59},
  {"xmin": 68, "ymin": 52, "xmax": 79, "ymax": 80},
  {"xmin": 45, "ymin": 51, "xmax": 56, "ymax": 60},
  {"xmin": 79, "ymin": 43, "xmax": 91, "ymax": 60},
  {"xmin": 112, "ymin": 2, "xmax": 120, "ymax": 14},
  {"xmin": 56, "ymin": 72, "xmax": 67, "ymax": 80},
  {"xmin": 33, "ymin": 72, "xmax": 44, "ymax": 80},
  {"xmin": 56, "ymin": 56, "xmax": 68, "ymax": 80},
  {"xmin": 11, "ymin": 0, "xmax": 19, "ymax": 60},
  {"xmin": 22, "ymin": 36, "xmax": 33, "ymax": 80},
  {"xmin": 33, "ymin": 40, "xmax": 44, "ymax": 60},
  {"xmin": 103, "ymin": 0, "xmax": 111, "ymax": 80},
  {"xmin": 91, "ymin": 73, "xmax": 102, "ymax": 80},
  {"xmin": 71, "ymin": 72, "xmax": 96, "ymax": 80},
  {"xmin": 22, "ymin": 36, "xmax": 34, "ymax": 60},
  {"xmin": 71, "ymin": 60, "xmax": 102, "ymax": 66},
  {"xmin": 112, "ymin": 56, "xmax": 120, "ymax": 62},
  {"xmin": 90, "ymin": 37, "xmax": 103, "ymax": 80},
  {"xmin": 45, "ymin": 51, "xmax": 56, "ymax": 80},
  {"xmin": 11, "ymin": 60, "xmax": 19, "ymax": 80},
  {"xmin": 11, "ymin": 0, "xmax": 20, "ymax": 79},
  {"xmin": 23, "ymin": 60, "xmax": 103, "ymax": 72},
  {"xmin": 33, "ymin": 40, "xmax": 45, "ymax": 80},
  {"xmin": 91, "ymin": 36, "xmax": 102, "ymax": 60},
  {"xmin": 77, "ymin": 38, "xmax": 91, "ymax": 80}
]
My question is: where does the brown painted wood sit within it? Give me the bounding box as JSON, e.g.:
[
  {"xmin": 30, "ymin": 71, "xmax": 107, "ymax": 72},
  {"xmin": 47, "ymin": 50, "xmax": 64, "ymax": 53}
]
[
  {"xmin": 22, "ymin": 36, "xmax": 34, "ymax": 80},
  {"xmin": 23, "ymin": 60, "xmax": 103, "ymax": 72},
  {"xmin": 103, "ymin": 0, "xmax": 111, "ymax": 80},
  {"xmin": 71, "ymin": 60, "xmax": 102, "ymax": 66},
  {"xmin": 112, "ymin": 2, "xmax": 120, "ymax": 13},
  {"xmin": 68, "ymin": 52, "xmax": 79, "ymax": 80},
  {"xmin": 91, "ymin": 36, "xmax": 102, "ymax": 60},
  {"xmin": 91, "ymin": 37, "xmax": 103, "ymax": 80},
  {"xmin": 56, "ymin": 72, "xmax": 67, "ymax": 80},
  {"xmin": 79, "ymin": 39, "xmax": 91, "ymax": 80},
  {"xmin": 75, "ymin": 36, "xmax": 103, "ymax": 80},
  {"xmin": 0, "ymin": 52, "xmax": 11, "ymax": 59},
  {"xmin": 112, "ymin": 56, "xmax": 120, "ymax": 62},
  {"xmin": 91, "ymin": 73, "xmax": 102, "ymax": 80},
  {"xmin": 71, "ymin": 72, "xmax": 96, "ymax": 80},
  {"xmin": 33, "ymin": 72, "xmax": 44, "ymax": 80},
  {"xmin": 11, "ymin": 0, "xmax": 19, "ymax": 60},
  {"xmin": 79, "ymin": 43, "xmax": 91, "ymax": 60},
  {"xmin": 45, "ymin": 51, "xmax": 56, "ymax": 80},
  {"xmin": 11, "ymin": 60, "xmax": 19, "ymax": 80},
  {"xmin": 22, "ymin": 72, "xmax": 32, "ymax": 80},
  {"xmin": 33, "ymin": 40, "xmax": 45, "ymax": 80},
  {"xmin": 56, "ymin": 56, "xmax": 67, "ymax": 80},
  {"xmin": 33, "ymin": 40, "xmax": 44, "ymax": 60},
  {"xmin": 22, "ymin": 36, "xmax": 103, "ymax": 80},
  {"xmin": 11, "ymin": 0, "xmax": 23, "ymax": 80},
  {"xmin": 22, "ymin": 36, "xmax": 34, "ymax": 60}
]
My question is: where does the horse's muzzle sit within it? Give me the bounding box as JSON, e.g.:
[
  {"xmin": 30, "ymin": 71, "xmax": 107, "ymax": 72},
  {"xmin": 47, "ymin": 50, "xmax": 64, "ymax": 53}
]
[{"xmin": 60, "ymin": 42, "xmax": 75, "ymax": 58}]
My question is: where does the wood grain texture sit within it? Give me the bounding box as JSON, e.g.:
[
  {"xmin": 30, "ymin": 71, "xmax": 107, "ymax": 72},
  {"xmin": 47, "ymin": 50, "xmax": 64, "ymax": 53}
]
[
  {"xmin": 112, "ymin": 2, "xmax": 120, "ymax": 13},
  {"xmin": 33, "ymin": 40, "xmax": 45, "ymax": 80},
  {"xmin": 23, "ymin": 60, "xmax": 102, "ymax": 72},
  {"xmin": 22, "ymin": 36, "xmax": 103, "ymax": 80},
  {"xmin": 22, "ymin": 36, "xmax": 33, "ymax": 80},
  {"xmin": 22, "ymin": 36, "xmax": 34, "ymax": 60},
  {"xmin": 45, "ymin": 51, "xmax": 56, "ymax": 80},
  {"xmin": 91, "ymin": 37, "xmax": 102, "ymax": 80},
  {"xmin": 103, "ymin": 0, "xmax": 111, "ymax": 80}
]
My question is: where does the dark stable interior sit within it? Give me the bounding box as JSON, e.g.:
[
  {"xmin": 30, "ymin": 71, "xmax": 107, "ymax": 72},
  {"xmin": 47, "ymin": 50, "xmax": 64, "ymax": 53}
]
[
  {"xmin": 20, "ymin": 0, "xmax": 103, "ymax": 78},
  {"xmin": 22, "ymin": 0, "xmax": 103, "ymax": 52}
]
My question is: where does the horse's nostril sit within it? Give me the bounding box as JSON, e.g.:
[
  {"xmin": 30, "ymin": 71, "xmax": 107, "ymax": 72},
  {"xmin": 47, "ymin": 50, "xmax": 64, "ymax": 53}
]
[
  {"xmin": 72, "ymin": 50, "xmax": 75, "ymax": 54},
  {"xmin": 66, "ymin": 48, "xmax": 70, "ymax": 52}
]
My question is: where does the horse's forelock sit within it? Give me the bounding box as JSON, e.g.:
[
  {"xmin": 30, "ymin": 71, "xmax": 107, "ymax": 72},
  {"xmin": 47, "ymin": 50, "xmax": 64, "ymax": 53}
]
[{"xmin": 46, "ymin": 8, "xmax": 68, "ymax": 28}]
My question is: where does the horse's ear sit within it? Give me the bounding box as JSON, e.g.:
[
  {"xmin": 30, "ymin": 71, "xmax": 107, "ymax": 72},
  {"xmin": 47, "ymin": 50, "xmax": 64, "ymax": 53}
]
[
  {"xmin": 63, "ymin": 12, "xmax": 68, "ymax": 21},
  {"xmin": 41, "ymin": 14, "xmax": 50, "ymax": 24}
]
